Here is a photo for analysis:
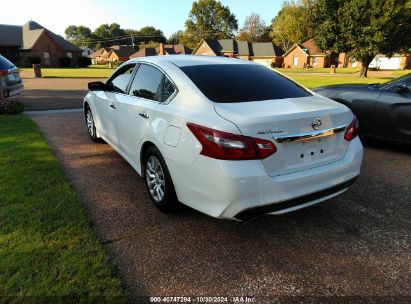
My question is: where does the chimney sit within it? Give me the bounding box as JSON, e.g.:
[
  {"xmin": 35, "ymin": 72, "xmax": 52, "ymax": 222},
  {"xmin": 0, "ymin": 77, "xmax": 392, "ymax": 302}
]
[{"xmin": 159, "ymin": 43, "xmax": 165, "ymax": 55}]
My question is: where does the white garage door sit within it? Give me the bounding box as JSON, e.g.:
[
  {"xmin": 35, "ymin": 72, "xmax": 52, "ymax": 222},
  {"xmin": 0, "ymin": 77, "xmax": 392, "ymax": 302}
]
[
  {"xmin": 252, "ymin": 59, "xmax": 272, "ymax": 68},
  {"xmin": 370, "ymin": 57, "xmax": 401, "ymax": 70}
]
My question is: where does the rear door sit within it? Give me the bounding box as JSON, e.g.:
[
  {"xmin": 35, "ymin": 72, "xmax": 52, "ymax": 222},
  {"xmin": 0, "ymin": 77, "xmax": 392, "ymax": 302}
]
[
  {"xmin": 93, "ymin": 64, "xmax": 136, "ymax": 146},
  {"xmin": 374, "ymin": 81, "xmax": 411, "ymax": 141},
  {"xmin": 116, "ymin": 63, "xmax": 176, "ymax": 162}
]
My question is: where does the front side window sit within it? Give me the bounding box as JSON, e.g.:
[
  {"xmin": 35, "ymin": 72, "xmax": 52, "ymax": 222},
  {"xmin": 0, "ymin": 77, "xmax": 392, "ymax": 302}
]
[
  {"xmin": 129, "ymin": 64, "xmax": 175, "ymax": 102},
  {"xmin": 67, "ymin": 52, "xmax": 73, "ymax": 58},
  {"xmin": 180, "ymin": 64, "xmax": 311, "ymax": 103},
  {"xmin": 107, "ymin": 64, "xmax": 135, "ymax": 94},
  {"xmin": 312, "ymin": 57, "xmax": 318, "ymax": 66}
]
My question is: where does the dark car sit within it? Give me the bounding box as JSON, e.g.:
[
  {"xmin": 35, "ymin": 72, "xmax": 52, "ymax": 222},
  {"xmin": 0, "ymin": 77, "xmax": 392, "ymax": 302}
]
[
  {"xmin": 313, "ymin": 73, "xmax": 411, "ymax": 143},
  {"xmin": 0, "ymin": 55, "xmax": 24, "ymax": 98}
]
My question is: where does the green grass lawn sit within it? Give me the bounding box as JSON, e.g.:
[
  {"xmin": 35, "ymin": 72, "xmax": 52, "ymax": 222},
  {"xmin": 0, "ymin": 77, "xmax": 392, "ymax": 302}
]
[
  {"xmin": 19, "ymin": 67, "xmax": 114, "ymax": 78},
  {"xmin": 0, "ymin": 115, "xmax": 125, "ymax": 301},
  {"xmin": 281, "ymin": 69, "xmax": 410, "ymax": 89},
  {"xmin": 275, "ymin": 67, "xmax": 361, "ymax": 74},
  {"xmin": 284, "ymin": 74, "xmax": 392, "ymax": 89}
]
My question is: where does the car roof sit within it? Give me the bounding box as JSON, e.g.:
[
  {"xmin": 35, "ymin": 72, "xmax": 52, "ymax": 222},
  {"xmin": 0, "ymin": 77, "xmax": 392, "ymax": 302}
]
[{"xmin": 128, "ymin": 54, "xmax": 252, "ymax": 67}]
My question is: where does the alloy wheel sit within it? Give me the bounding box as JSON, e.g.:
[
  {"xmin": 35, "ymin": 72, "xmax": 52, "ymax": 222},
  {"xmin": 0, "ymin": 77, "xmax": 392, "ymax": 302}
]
[
  {"xmin": 86, "ymin": 109, "xmax": 95, "ymax": 138},
  {"xmin": 146, "ymin": 156, "xmax": 166, "ymax": 202}
]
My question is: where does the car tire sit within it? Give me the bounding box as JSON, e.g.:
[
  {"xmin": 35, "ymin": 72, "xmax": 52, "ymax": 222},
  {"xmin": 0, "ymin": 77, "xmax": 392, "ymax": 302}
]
[
  {"xmin": 85, "ymin": 106, "xmax": 100, "ymax": 142},
  {"xmin": 144, "ymin": 146, "xmax": 179, "ymax": 211}
]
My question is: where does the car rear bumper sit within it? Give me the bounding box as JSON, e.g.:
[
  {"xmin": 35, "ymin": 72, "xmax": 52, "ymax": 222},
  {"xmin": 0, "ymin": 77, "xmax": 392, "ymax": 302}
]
[{"xmin": 167, "ymin": 137, "xmax": 363, "ymax": 220}]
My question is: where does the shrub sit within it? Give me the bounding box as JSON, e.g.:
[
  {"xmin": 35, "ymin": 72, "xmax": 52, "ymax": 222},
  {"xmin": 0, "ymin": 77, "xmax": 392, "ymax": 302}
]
[
  {"xmin": 78, "ymin": 56, "xmax": 92, "ymax": 67},
  {"xmin": 59, "ymin": 57, "xmax": 72, "ymax": 67},
  {"xmin": 0, "ymin": 98, "xmax": 24, "ymax": 114}
]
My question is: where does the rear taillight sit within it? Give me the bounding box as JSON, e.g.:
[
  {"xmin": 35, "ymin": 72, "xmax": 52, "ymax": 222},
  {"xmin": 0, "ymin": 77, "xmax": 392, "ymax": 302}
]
[
  {"xmin": 187, "ymin": 123, "xmax": 277, "ymax": 160},
  {"xmin": 344, "ymin": 116, "xmax": 359, "ymax": 141},
  {"xmin": 0, "ymin": 70, "xmax": 9, "ymax": 76}
]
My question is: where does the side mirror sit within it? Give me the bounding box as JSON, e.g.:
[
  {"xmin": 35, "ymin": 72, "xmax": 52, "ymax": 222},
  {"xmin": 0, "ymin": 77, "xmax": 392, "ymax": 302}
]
[
  {"xmin": 88, "ymin": 81, "xmax": 109, "ymax": 91},
  {"xmin": 394, "ymin": 84, "xmax": 409, "ymax": 94}
]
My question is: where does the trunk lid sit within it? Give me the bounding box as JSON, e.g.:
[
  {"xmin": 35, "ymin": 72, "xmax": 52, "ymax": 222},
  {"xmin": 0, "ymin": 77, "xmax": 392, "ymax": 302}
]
[{"xmin": 214, "ymin": 96, "xmax": 353, "ymax": 176}]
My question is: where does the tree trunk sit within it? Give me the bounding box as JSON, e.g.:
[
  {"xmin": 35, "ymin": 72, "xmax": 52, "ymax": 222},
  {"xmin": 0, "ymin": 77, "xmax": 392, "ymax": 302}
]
[{"xmin": 359, "ymin": 56, "xmax": 374, "ymax": 78}]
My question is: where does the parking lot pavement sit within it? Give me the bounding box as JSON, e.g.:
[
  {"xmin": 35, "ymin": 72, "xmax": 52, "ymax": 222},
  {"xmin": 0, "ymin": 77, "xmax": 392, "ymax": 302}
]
[
  {"xmin": 30, "ymin": 111, "xmax": 410, "ymax": 302},
  {"xmin": 20, "ymin": 78, "xmax": 102, "ymax": 111}
]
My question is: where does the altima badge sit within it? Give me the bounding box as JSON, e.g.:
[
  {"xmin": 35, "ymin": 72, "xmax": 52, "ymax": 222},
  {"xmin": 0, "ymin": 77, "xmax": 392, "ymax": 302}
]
[
  {"xmin": 258, "ymin": 129, "xmax": 284, "ymax": 135},
  {"xmin": 312, "ymin": 118, "xmax": 322, "ymax": 130}
]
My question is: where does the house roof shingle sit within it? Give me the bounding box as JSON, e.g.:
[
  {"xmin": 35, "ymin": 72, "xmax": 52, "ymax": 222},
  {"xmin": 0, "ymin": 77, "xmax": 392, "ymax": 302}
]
[
  {"xmin": 252, "ymin": 42, "xmax": 284, "ymax": 57},
  {"xmin": 237, "ymin": 41, "xmax": 252, "ymax": 56},
  {"xmin": 130, "ymin": 44, "xmax": 192, "ymax": 58},
  {"xmin": 130, "ymin": 48, "xmax": 158, "ymax": 58},
  {"xmin": 109, "ymin": 45, "xmax": 138, "ymax": 58},
  {"xmin": 0, "ymin": 24, "xmax": 22, "ymax": 47},
  {"xmin": 0, "ymin": 21, "xmax": 81, "ymax": 52},
  {"xmin": 199, "ymin": 39, "xmax": 284, "ymax": 57},
  {"xmin": 301, "ymin": 38, "xmax": 323, "ymax": 55},
  {"xmin": 22, "ymin": 29, "xmax": 45, "ymax": 49}
]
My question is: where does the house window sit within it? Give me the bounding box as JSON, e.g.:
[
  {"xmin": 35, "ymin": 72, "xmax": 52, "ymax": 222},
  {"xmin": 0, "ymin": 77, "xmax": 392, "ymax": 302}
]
[
  {"xmin": 312, "ymin": 57, "xmax": 318, "ymax": 66},
  {"xmin": 43, "ymin": 51, "xmax": 51, "ymax": 66},
  {"xmin": 293, "ymin": 55, "xmax": 299, "ymax": 66},
  {"xmin": 67, "ymin": 52, "xmax": 72, "ymax": 58}
]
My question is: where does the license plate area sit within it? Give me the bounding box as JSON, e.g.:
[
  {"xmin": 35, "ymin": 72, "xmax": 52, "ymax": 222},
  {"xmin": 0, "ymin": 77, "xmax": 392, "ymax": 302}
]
[
  {"xmin": 283, "ymin": 136, "xmax": 337, "ymax": 168},
  {"xmin": 296, "ymin": 138, "xmax": 326, "ymax": 162}
]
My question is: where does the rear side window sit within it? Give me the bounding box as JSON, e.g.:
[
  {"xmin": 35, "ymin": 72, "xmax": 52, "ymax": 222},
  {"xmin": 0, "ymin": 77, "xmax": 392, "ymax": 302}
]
[
  {"xmin": 0, "ymin": 56, "xmax": 16, "ymax": 70},
  {"xmin": 180, "ymin": 64, "xmax": 311, "ymax": 103},
  {"xmin": 129, "ymin": 64, "xmax": 175, "ymax": 102}
]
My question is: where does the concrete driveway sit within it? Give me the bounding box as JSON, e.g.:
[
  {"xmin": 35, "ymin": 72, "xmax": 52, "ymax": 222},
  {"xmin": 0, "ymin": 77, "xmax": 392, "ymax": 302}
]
[
  {"xmin": 28, "ymin": 110, "xmax": 410, "ymax": 302},
  {"xmin": 20, "ymin": 77, "xmax": 102, "ymax": 111}
]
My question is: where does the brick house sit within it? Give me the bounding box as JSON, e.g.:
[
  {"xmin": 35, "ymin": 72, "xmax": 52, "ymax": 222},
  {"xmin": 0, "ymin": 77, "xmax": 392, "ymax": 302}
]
[
  {"xmin": 106, "ymin": 45, "xmax": 138, "ymax": 62},
  {"xmin": 0, "ymin": 21, "xmax": 82, "ymax": 67},
  {"xmin": 192, "ymin": 39, "xmax": 284, "ymax": 67},
  {"xmin": 130, "ymin": 43, "xmax": 192, "ymax": 58},
  {"xmin": 283, "ymin": 38, "xmax": 338, "ymax": 68},
  {"xmin": 90, "ymin": 48, "xmax": 111, "ymax": 64}
]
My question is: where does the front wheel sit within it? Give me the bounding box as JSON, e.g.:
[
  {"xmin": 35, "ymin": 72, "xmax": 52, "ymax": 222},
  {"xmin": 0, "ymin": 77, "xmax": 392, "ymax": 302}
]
[
  {"xmin": 85, "ymin": 107, "xmax": 100, "ymax": 142},
  {"xmin": 144, "ymin": 146, "xmax": 179, "ymax": 211}
]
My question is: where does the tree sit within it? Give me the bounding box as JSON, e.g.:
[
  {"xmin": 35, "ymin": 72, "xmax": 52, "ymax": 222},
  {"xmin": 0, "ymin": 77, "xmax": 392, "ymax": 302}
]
[
  {"xmin": 168, "ymin": 30, "xmax": 184, "ymax": 44},
  {"xmin": 308, "ymin": 0, "xmax": 411, "ymax": 77},
  {"xmin": 182, "ymin": 0, "xmax": 238, "ymax": 47},
  {"xmin": 93, "ymin": 23, "xmax": 125, "ymax": 46},
  {"xmin": 271, "ymin": 1, "xmax": 310, "ymax": 51},
  {"xmin": 138, "ymin": 26, "xmax": 166, "ymax": 44},
  {"xmin": 64, "ymin": 25, "xmax": 94, "ymax": 47},
  {"xmin": 238, "ymin": 13, "xmax": 268, "ymax": 42},
  {"xmin": 124, "ymin": 29, "xmax": 140, "ymax": 46}
]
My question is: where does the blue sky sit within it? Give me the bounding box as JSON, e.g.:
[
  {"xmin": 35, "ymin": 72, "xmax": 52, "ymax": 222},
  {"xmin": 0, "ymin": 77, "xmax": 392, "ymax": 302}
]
[{"xmin": 3, "ymin": 0, "xmax": 283, "ymax": 38}]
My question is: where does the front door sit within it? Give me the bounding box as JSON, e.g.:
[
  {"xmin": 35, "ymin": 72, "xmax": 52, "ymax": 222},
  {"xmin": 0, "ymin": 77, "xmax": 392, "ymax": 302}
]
[{"xmin": 93, "ymin": 64, "xmax": 136, "ymax": 146}]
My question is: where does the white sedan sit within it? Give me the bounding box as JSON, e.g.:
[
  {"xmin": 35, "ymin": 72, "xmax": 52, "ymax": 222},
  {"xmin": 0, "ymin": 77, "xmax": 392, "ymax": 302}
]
[{"xmin": 84, "ymin": 55, "xmax": 363, "ymax": 220}]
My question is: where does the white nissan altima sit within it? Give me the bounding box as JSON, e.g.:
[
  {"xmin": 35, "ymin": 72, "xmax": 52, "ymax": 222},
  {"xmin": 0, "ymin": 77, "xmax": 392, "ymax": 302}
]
[{"xmin": 84, "ymin": 55, "xmax": 363, "ymax": 220}]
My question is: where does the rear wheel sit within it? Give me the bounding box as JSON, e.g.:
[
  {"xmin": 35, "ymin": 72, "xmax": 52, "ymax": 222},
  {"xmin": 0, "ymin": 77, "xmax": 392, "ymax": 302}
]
[
  {"xmin": 144, "ymin": 146, "xmax": 179, "ymax": 211},
  {"xmin": 85, "ymin": 106, "xmax": 99, "ymax": 142}
]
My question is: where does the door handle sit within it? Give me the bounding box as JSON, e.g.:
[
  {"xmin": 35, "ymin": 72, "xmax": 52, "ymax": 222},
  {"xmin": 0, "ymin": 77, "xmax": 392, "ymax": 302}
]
[
  {"xmin": 139, "ymin": 112, "xmax": 149, "ymax": 119},
  {"xmin": 110, "ymin": 104, "xmax": 116, "ymax": 109}
]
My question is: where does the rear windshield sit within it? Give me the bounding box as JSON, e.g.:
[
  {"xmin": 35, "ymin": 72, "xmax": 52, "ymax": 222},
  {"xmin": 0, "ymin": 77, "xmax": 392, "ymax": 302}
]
[
  {"xmin": 180, "ymin": 64, "xmax": 311, "ymax": 103},
  {"xmin": 0, "ymin": 56, "xmax": 16, "ymax": 70}
]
